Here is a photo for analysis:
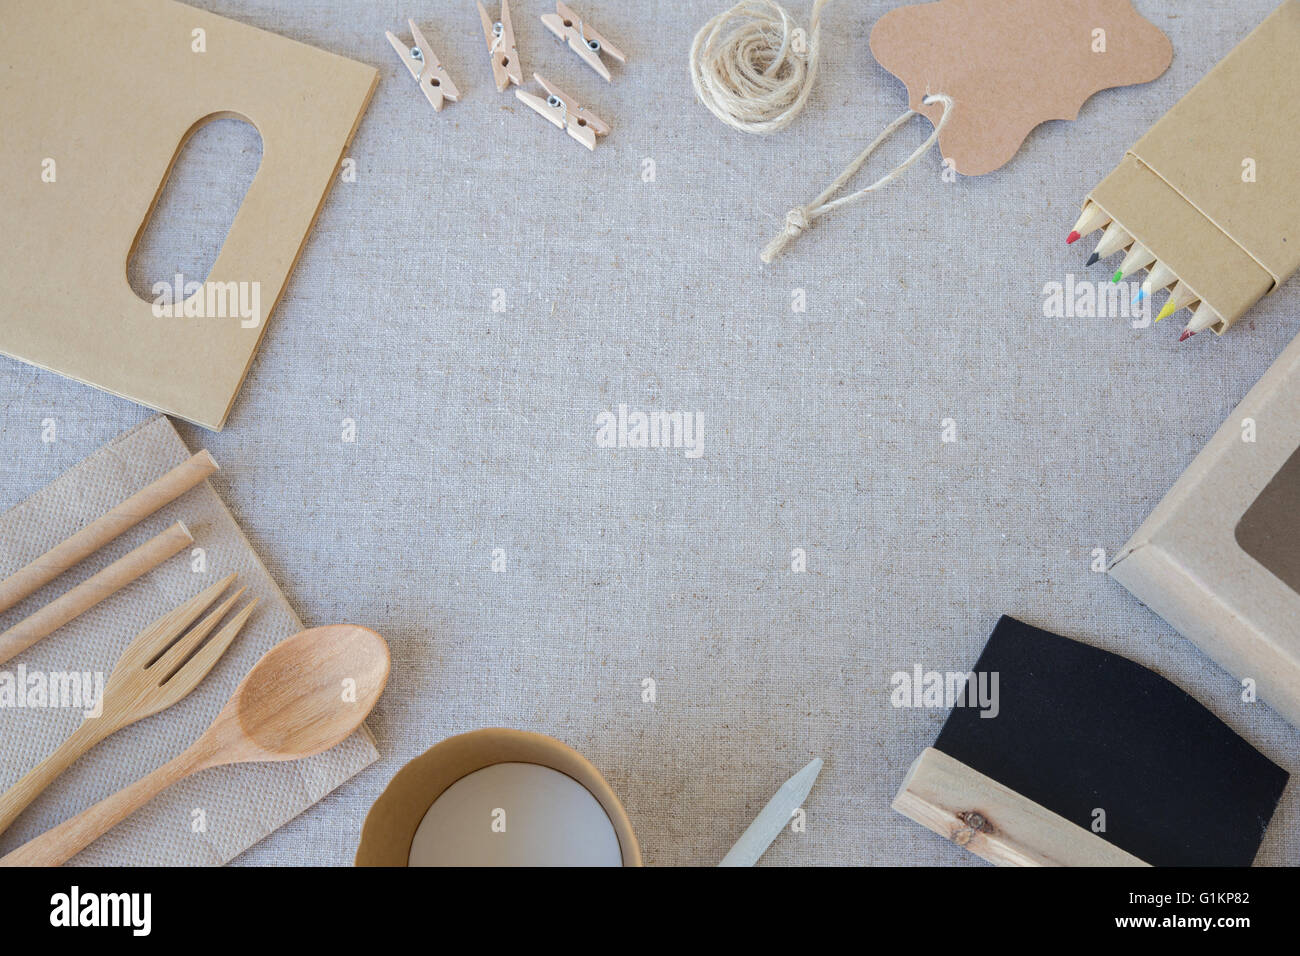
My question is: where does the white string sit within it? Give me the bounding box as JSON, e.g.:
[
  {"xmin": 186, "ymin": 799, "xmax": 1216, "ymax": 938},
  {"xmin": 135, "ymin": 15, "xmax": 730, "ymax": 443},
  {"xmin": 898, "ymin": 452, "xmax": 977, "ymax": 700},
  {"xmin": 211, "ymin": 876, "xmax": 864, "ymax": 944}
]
[
  {"xmin": 689, "ymin": 0, "xmax": 955, "ymax": 262},
  {"xmin": 762, "ymin": 94, "xmax": 954, "ymax": 262}
]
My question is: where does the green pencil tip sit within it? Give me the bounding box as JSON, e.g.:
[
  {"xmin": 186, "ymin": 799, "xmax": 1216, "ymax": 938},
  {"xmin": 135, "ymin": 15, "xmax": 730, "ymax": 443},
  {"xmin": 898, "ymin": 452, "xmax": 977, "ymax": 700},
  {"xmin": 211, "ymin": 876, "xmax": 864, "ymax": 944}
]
[{"xmin": 1111, "ymin": 270, "xmax": 1123, "ymax": 284}]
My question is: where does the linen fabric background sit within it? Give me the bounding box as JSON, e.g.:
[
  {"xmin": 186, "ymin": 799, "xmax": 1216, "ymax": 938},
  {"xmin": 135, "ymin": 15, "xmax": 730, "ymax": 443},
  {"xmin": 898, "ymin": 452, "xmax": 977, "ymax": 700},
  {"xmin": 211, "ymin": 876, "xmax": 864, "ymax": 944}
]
[{"xmin": 0, "ymin": 0, "xmax": 1295, "ymax": 865}]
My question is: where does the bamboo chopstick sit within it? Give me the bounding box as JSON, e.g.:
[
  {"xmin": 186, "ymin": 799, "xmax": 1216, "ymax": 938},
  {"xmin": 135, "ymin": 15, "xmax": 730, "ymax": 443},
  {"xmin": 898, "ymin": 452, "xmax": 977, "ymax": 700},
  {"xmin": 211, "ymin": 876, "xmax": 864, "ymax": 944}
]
[
  {"xmin": 0, "ymin": 451, "xmax": 217, "ymax": 617},
  {"xmin": 0, "ymin": 521, "xmax": 194, "ymax": 666}
]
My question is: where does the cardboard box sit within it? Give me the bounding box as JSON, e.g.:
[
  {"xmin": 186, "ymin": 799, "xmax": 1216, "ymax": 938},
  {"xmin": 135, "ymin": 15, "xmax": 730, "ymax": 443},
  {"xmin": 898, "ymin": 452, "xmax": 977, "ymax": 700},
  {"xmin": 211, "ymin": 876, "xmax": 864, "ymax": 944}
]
[
  {"xmin": 1087, "ymin": 0, "xmax": 1300, "ymax": 332},
  {"xmin": 1111, "ymin": 330, "xmax": 1300, "ymax": 728}
]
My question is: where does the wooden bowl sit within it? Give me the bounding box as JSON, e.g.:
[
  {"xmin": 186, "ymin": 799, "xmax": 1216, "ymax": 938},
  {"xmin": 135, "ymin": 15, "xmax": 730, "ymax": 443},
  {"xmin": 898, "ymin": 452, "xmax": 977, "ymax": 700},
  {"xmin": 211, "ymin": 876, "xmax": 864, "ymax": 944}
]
[{"xmin": 355, "ymin": 728, "xmax": 641, "ymax": 866}]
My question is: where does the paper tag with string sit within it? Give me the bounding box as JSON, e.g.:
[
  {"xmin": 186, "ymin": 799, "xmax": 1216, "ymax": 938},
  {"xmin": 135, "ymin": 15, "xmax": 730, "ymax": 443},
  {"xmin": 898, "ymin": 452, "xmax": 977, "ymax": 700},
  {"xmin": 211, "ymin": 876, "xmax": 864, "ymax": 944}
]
[{"xmin": 690, "ymin": 0, "xmax": 1172, "ymax": 262}]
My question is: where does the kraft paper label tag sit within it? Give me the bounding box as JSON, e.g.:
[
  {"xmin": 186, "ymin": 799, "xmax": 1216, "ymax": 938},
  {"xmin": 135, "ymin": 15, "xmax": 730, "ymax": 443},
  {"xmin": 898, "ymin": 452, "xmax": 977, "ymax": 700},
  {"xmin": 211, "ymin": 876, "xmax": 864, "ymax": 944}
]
[{"xmin": 869, "ymin": 0, "xmax": 1172, "ymax": 175}]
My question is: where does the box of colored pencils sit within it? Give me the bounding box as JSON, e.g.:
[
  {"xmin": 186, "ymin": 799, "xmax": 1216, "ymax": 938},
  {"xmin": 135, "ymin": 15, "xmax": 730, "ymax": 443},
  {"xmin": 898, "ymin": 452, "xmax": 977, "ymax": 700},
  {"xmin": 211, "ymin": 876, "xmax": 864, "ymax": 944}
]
[
  {"xmin": 1070, "ymin": 0, "xmax": 1300, "ymax": 339},
  {"xmin": 1110, "ymin": 328, "xmax": 1300, "ymax": 728}
]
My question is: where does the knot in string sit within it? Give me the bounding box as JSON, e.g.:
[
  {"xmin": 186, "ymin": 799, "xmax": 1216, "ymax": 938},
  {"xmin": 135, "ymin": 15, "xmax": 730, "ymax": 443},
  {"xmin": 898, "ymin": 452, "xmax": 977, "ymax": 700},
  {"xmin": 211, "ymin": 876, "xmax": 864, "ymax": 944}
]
[
  {"xmin": 761, "ymin": 94, "xmax": 955, "ymax": 263},
  {"xmin": 783, "ymin": 206, "xmax": 810, "ymax": 236}
]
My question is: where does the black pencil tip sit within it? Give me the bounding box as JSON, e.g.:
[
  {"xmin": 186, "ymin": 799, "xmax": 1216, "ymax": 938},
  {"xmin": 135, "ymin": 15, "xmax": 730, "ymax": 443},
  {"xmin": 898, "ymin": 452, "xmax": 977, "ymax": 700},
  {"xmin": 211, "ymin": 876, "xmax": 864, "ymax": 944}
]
[{"xmin": 1085, "ymin": 253, "xmax": 1100, "ymax": 267}]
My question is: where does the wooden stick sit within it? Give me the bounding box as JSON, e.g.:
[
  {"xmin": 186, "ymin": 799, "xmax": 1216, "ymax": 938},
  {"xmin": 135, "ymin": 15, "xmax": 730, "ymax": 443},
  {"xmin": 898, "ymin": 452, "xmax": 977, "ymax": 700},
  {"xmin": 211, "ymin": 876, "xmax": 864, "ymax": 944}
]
[
  {"xmin": 0, "ymin": 521, "xmax": 194, "ymax": 666},
  {"xmin": 0, "ymin": 451, "xmax": 216, "ymax": 616},
  {"xmin": 892, "ymin": 747, "xmax": 1148, "ymax": 867}
]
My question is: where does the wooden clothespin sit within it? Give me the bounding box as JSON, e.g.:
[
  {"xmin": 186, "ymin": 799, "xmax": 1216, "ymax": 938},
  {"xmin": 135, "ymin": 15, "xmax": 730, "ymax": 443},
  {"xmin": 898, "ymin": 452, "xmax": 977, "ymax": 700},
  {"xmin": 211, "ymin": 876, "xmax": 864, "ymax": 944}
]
[
  {"xmin": 477, "ymin": 1, "xmax": 523, "ymax": 92},
  {"xmin": 385, "ymin": 19, "xmax": 459, "ymax": 111},
  {"xmin": 516, "ymin": 73, "xmax": 610, "ymax": 150},
  {"xmin": 540, "ymin": 2, "xmax": 625, "ymax": 82}
]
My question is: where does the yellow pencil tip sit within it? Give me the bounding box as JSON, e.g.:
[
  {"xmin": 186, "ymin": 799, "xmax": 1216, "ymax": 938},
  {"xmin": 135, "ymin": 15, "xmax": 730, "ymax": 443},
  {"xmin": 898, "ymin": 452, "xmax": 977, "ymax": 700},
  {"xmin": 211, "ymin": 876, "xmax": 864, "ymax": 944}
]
[{"xmin": 1155, "ymin": 301, "xmax": 1177, "ymax": 323}]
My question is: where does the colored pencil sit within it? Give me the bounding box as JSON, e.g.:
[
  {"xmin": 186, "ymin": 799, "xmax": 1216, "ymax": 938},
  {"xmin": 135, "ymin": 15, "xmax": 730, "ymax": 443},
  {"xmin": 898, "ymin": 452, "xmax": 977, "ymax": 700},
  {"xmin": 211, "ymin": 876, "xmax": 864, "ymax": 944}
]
[
  {"xmin": 1115, "ymin": 243, "xmax": 1156, "ymax": 283},
  {"xmin": 1181, "ymin": 302, "xmax": 1222, "ymax": 341},
  {"xmin": 1136, "ymin": 260, "xmax": 1179, "ymax": 302},
  {"xmin": 1086, "ymin": 223, "xmax": 1132, "ymax": 266},
  {"xmin": 1156, "ymin": 281, "xmax": 1199, "ymax": 323},
  {"xmin": 1067, "ymin": 203, "xmax": 1111, "ymax": 245}
]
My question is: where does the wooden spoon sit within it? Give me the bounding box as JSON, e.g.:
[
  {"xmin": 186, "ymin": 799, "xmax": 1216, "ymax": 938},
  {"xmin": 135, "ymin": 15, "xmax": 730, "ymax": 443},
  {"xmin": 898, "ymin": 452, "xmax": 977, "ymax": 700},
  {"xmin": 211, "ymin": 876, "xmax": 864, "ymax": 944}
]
[{"xmin": 0, "ymin": 624, "xmax": 389, "ymax": 866}]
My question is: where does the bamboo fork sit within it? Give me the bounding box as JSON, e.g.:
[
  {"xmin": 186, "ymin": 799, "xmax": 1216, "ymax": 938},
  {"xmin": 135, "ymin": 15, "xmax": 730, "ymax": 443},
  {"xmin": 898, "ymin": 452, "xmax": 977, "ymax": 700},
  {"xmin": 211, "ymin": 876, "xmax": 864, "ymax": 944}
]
[{"xmin": 0, "ymin": 572, "xmax": 256, "ymax": 836}]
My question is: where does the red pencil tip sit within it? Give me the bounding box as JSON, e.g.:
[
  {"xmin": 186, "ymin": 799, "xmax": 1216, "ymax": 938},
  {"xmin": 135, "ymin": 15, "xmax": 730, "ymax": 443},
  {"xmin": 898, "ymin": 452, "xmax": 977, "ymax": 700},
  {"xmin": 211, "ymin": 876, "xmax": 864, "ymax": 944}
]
[
  {"xmin": 1066, "ymin": 231, "xmax": 1081, "ymax": 245},
  {"xmin": 1179, "ymin": 329, "xmax": 1195, "ymax": 343}
]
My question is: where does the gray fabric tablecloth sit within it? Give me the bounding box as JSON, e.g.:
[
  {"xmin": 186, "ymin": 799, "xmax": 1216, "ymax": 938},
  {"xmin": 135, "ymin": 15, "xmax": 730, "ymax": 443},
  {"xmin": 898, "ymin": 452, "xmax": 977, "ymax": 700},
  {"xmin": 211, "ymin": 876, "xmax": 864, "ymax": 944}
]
[{"xmin": 0, "ymin": 0, "xmax": 1296, "ymax": 865}]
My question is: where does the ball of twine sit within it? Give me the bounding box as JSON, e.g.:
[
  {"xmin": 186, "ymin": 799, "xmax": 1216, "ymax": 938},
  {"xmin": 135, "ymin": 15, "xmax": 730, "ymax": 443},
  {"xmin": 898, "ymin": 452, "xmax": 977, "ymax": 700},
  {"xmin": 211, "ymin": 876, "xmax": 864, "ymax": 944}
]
[{"xmin": 689, "ymin": 0, "xmax": 833, "ymax": 135}]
